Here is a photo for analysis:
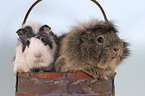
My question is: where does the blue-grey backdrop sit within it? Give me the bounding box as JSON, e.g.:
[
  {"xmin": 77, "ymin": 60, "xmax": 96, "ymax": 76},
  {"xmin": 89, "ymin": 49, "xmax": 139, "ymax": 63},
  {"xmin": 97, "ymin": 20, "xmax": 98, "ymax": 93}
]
[{"xmin": 0, "ymin": 0, "xmax": 145, "ymax": 96}]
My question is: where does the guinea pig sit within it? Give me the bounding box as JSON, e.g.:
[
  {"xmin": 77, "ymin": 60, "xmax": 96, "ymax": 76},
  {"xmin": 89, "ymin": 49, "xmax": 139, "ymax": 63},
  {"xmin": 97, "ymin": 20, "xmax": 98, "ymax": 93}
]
[
  {"xmin": 55, "ymin": 0, "xmax": 130, "ymax": 80},
  {"xmin": 13, "ymin": 22, "xmax": 57, "ymax": 74}
]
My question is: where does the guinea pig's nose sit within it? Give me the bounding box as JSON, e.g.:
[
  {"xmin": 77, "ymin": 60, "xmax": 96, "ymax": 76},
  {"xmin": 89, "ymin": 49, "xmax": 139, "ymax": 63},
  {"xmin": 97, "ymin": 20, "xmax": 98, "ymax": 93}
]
[{"xmin": 35, "ymin": 54, "xmax": 41, "ymax": 58}]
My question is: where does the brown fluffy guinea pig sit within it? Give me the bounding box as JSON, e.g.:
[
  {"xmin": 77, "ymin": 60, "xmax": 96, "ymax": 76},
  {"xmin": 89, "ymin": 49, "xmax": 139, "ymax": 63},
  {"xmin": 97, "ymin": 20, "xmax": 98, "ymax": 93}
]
[{"xmin": 55, "ymin": 0, "xmax": 130, "ymax": 80}]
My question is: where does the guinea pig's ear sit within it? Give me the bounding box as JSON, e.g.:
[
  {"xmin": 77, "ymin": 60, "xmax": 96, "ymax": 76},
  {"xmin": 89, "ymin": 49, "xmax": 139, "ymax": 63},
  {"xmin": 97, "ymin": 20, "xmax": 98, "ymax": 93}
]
[
  {"xmin": 16, "ymin": 29, "xmax": 26, "ymax": 37},
  {"xmin": 16, "ymin": 26, "xmax": 33, "ymax": 36},
  {"xmin": 24, "ymin": 26, "xmax": 33, "ymax": 33},
  {"xmin": 39, "ymin": 25, "xmax": 51, "ymax": 35},
  {"xmin": 80, "ymin": 31, "xmax": 92, "ymax": 42}
]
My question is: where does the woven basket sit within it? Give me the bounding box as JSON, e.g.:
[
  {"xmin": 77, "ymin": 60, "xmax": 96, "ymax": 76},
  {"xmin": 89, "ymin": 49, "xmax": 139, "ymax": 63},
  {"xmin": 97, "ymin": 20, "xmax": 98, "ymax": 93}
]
[{"xmin": 15, "ymin": 72, "xmax": 115, "ymax": 96}]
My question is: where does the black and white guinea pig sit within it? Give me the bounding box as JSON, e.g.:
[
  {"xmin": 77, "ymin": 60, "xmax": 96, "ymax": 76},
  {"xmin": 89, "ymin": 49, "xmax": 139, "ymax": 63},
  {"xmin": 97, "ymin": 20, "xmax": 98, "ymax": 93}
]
[{"xmin": 13, "ymin": 21, "xmax": 57, "ymax": 74}]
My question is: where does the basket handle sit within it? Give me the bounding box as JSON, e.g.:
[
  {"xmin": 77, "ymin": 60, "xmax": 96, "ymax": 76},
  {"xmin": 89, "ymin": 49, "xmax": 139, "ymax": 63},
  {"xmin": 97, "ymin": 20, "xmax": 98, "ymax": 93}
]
[
  {"xmin": 22, "ymin": 0, "xmax": 42, "ymax": 25},
  {"xmin": 22, "ymin": 0, "xmax": 108, "ymax": 26}
]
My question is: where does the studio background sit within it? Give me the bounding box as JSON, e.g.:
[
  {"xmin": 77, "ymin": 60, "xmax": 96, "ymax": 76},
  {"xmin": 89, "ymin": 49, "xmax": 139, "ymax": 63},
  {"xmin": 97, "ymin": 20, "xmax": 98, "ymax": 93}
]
[{"xmin": 0, "ymin": 0, "xmax": 145, "ymax": 96}]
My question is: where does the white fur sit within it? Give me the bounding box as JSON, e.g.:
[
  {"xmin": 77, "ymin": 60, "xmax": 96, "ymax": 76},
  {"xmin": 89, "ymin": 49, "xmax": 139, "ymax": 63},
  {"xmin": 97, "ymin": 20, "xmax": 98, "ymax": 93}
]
[
  {"xmin": 13, "ymin": 43, "xmax": 30, "ymax": 74},
  {"xmin": 13, "ymin": 21, "xmax": 57, "ymax": 74},
  {"xmin": 13, "ymin": 37, "xmax": 56, "ymax": 74},
  {"xmin": 25, "ymin": 37, "xmax": 55, "ymax": 69}
]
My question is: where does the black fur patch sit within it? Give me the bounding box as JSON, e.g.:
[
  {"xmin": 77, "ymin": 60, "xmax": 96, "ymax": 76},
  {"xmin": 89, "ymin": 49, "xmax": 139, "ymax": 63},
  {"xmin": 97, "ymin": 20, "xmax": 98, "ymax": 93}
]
[
  {"xmin": 36, "ymin": 33, "xmax": 53, "ymax": 49},
  {"xmin": 16, "ymin": 26, "xmax": 35, "ymax": 52}
]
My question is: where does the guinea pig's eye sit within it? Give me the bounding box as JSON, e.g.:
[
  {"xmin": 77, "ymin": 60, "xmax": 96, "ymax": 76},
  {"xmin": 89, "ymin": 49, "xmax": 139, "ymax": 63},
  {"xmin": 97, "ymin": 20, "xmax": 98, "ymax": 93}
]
[
  {"xmin": 41, "ymin": 37, "xmax": 46, "ymax": 43},
  {"xmin": 97, "ymin": 37, "xmax": 104, "ymax": 44},
  {"xmin": 26, "ymin": 40, "xmax": 30, "ymax": 46}
]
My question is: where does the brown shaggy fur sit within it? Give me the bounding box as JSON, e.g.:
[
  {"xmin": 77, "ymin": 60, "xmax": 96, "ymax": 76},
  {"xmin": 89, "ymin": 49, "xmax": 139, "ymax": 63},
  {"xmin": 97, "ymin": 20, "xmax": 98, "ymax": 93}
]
[{"xmin": 55, "ymin": 20, "xmax": 130, "ymax": 79}]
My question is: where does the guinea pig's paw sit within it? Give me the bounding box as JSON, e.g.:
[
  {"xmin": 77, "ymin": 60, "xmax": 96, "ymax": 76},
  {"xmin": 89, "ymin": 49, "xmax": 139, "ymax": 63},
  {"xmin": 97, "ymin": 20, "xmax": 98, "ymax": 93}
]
[
  {"xmin": 98, "ymin": 74, "xmax": 109, "ymax": 80},
  {"xmin": 18, "ymin": 69, "xmax": 25, "ymax": 74},
  {"xmin": 106, "ymin": 71, "xmax": 116, "ymax": 79},
  {"xmin": 26, "ymin": 71, "xmax": 34, "ymax": 79},
  {"xmin": 82, "ymin": 67, "xmax": 99, "ymax": 79},
  {"xmin": 97, "ymin": 71, "xmax": 116, "ymax": 80},
  {"xmin": 83, "ymin": 67, "xmax": 112, "ymax": 80}
]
